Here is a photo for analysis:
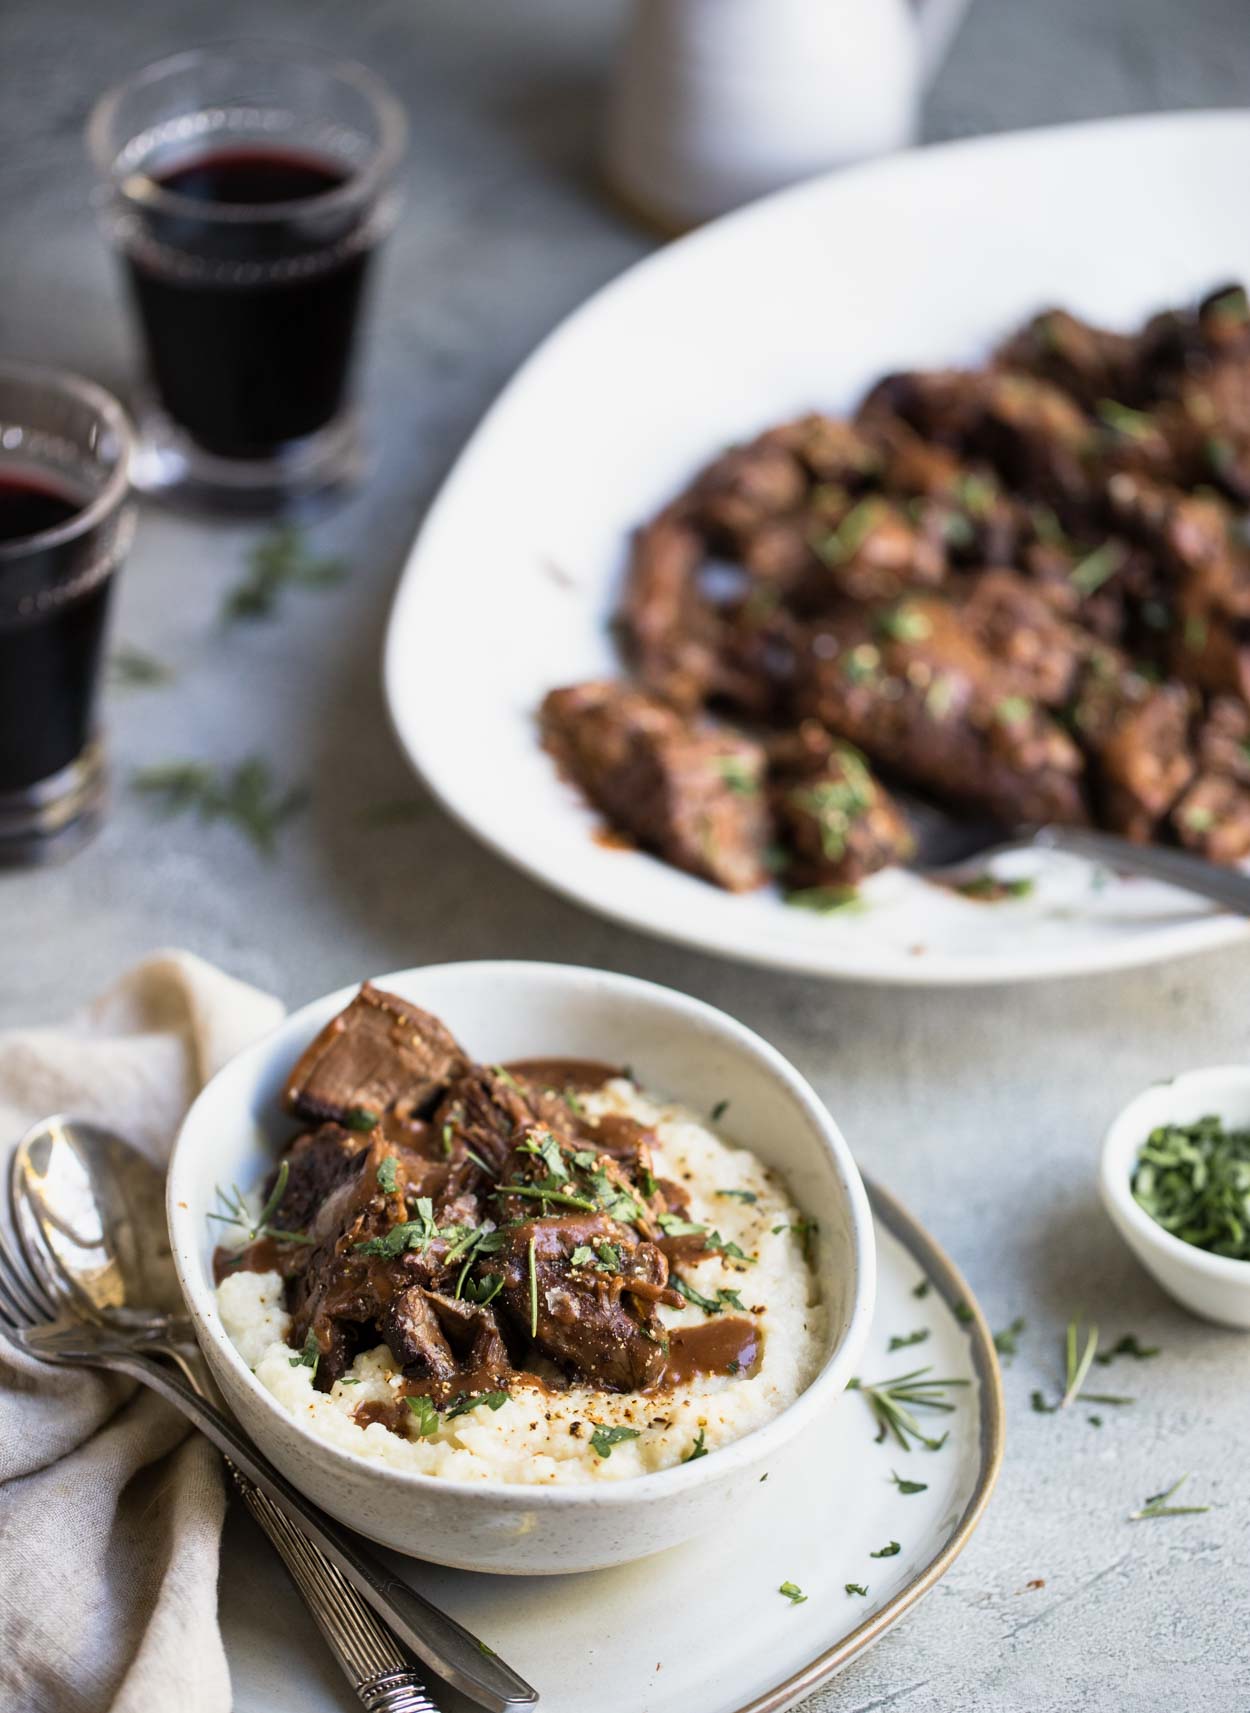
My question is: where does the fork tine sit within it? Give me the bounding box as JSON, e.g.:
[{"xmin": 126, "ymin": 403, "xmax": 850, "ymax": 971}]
[
  {"xmin": 9, "ymin": 1212, "xmax": 61, "ymax": 1319},
  {"xmin": 0, "ymin": 1258, "xmax": 33, "ymax": 1331},
  {"xmin": 0, "ymin": 1229, "xmax": 47, "ymax": 1324}
]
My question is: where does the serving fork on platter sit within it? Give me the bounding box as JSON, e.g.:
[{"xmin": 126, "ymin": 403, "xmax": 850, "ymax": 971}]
[
  {"xmin": 2, "ymin": 1117, "xmax": 540, "ymax": 1713},
  {"xmin": 898, "ymin": 791, "xmax": 1250, "ymax": 914}
]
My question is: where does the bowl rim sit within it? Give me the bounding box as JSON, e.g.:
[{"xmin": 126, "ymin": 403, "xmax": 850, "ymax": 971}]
[
  {"xmin": 1100, "ymin": 1064, "xmax": 1250, "ymax": 1285},
  {"xmin": 168, "ymin": 957, "xmax": 877, "ymax": 1506}
]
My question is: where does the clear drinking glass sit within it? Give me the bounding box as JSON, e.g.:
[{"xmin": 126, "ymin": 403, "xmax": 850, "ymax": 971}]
[
  {"xmin": 86, "ymin": 45, "xmax": 406, "ymax": 511},
  {"xmin": 0, "ymin": 364, "xmax": 135, "ymax": 865}
]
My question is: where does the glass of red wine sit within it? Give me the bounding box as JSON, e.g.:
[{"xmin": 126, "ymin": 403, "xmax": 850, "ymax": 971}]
[
  {"xmin": 87, "ymin": 46, "xmax": 406, "ymax": 511},
  {"xmin": 0, "ymin": 364, "xmax": 134, "ymax": 865}
]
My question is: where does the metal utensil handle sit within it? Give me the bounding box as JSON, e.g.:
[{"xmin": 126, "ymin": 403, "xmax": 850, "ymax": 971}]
[
  {"xmin": 102, "ymin": 1347, "xmax": 537, "ymax": 1712},
  {"xmin": 238, "ymin": 1480, "xmax": 439, "ymax": 1713},
  {"xmin": 1035, "ymin": 825, "xmax": 1250, "ymax": 915}
]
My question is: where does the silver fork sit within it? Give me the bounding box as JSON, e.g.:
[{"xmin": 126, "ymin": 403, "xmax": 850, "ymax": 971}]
[
  {"xmin": 0, "ymin": 1226, "xmax": 535, "ymax": 1713},
  {"xmin": 898, "ymin": 790, "xmax": 1250, "ymax": 914}
]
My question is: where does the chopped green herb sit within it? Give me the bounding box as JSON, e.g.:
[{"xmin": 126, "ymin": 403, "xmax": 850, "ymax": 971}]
[
  {"xmin": 109, "ymin": 645, "xmax": 173, "ymax": 688},
  {"xmin": 993, "ymin": 1317, "xmax": 1026, "ymax": 1359},
  {"xmin": 870, "ymin": 1541, "xmax": 901, "ymax": 1559},
  {"xmin": 345, "ymin": 1107, "xmax": 379, "ymax": 1133},
  {"xmin": 569, "ymin": 1245, "xmax": 596, "ymax": 1267},
  {"xmin": 445, "ymin": 1390, "xmax": 509, "ymax": 1419},
  {"xmin": 496, "ymin": 1182, "xmax": 598, "ymax": 1213},
  {"xmin": 716, "ymin": 754, "xmax": 760, "ymax": 795},
  {"xmin": 338, "ymin": 1376, "xmax": 362, "ymax": 1386},
  {"xmin": 877, "ymin": 603, "xmax": 933, "ymax": 644},
  {"xmin": 814, "ymin": 497, "xmax": 883, "ymax": 565},
  {"xmin": 462, "ymin": 1273, "xmax": 504, "ymax": 1308},
  {"xmin": 956, "ymin": 874, "xmax": 1035, "ymax": 901},
  {"xmin": 912, "ymin": 1279, "xmax": 931, "ymax": 1300},
  {"xmin": 1183, "ymin": 613, "xmax": 1209, "ymax": 652},
  {"xmin": 1129, "ymin": 1475, "xmax": 1210, "ymax": 1521},
  {"xmin": 518, "ymin": 1131, "xmax": 569, "ymax": 1183},
  {"xmin": 778, "ymin": 1581, "xmax": 808, "ymax": 1605},
  {"xmin": 953, "ymin": 1302, "xmax": 973, "ymax": 1325},
  {"xmin": 596, "ymin": 1241, "xmax": 621, "ymax": 1271},
  {"xmin": 1088, "ymin": 1414, "xmax": 1102, "ymax": 1428},
  {"xmin": 717, "ymin": 1287, "xmax": 747, "ymax": 1313},
  {"xmin": 406, "ymin": 1395, "xmax": 439, "ymax": 1437},
  {"xmin": 589, "ymin": 1424, "xmax": 641, "ymax": 1459},
  {"xmin": 845, "ymin": 1583, "xmax": 868, "ymax": 1597},
  {"xmin": 441, "ymin": 1123, "xmax": 454, "ymax": 1158},
  {"xmin": 1132, "ymin": 1115, "xmax": 1250, "ymax": 1259},
  {"xmin": 375, "ymin": 1155, "xmax": 398, "ymax": 1193},
  {"xmin": 718, "ymin": 1188, "xmax": 758, "ymax": 1205},
  {"xmin": 659, "ymin": 1213, "xmax": 707, "ymax": 1238},
  {"xmin": 672, "ymin": 1274, "xmax": 722, "ymax": 1314},
  {"xmin": 784, "ymin": 885, "xmax": 863, "ymax": 915},
  {"xmin": 289, "ymin": 1331, "xmax": 320, "ymax": 1375},
  {"xmin": 1031, "ymin": 1390, "xmax": 1057, "ymax": 1414},
  {"xmin": 888, "ymin": 1329, "xmax": 930, "ymax": 1353},
  {"xmin": 133, "ymin": 757, "xmax": 307, "ymax": 856},
  {"xmin": 528, "ymin": 1236, "xmax": 538, "ymax": 1338},
  {"xmin": 1097, "ymin": 399, "xmax": 1156, "ymax": 440},
  {"xmin": 890, "ymin": 1471, "xmax": 928, "ymax": 1495},
  {"xmin": 710, "ymin": 1098, "xmax": 730, "ymax": 1123},
  {"xmin": 995, "ymin": 695, "xmax": 1032, "ymax": 726},
  {"xmin": 682, "ymin": 1429, "xmax": 708, "ymax": 1463},
  {"xmin": 224, "ymin": 524, "xmax": 346, "ymax": 622},
  {"xmin": 1095, "ymin": 1334, "xmax": 1160, "ymax": 1365}
]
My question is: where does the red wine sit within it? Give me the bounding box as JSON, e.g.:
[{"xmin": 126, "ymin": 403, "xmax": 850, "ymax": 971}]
[
  {"xmin": 0, "ymin": 471, "xmax": 80, "ymax": 542},
  {"xmin": 124, "ymin": 145, "xmax": 373, "ymax": 459},
  {"xmin": 0, "ymin": 470, "xmax": 113, "ymax": 793}
]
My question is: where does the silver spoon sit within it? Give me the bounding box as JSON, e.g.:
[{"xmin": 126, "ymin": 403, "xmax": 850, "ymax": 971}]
[
  {"xmin": 9, "ymin": 1115, "xmax": 539, "ymax": 1713},
  {"xmin": 898, "ymin": 790, "xmax": 1250, "ymax": 914}
]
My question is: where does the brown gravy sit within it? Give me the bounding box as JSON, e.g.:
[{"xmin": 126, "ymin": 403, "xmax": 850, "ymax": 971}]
[
  {"xmin": 505, "ymin": 1057, "xmax": 624, "ymax": 1093},
  {"xmin": 352, "ymin": 1397, "xmax": 411, "ymax": 1434},
  {"xmin": 652, "ymin": 1317, "xmax": 760, "ymax": 1389},
  {"xmin": 212, "ymin": 1234, "xmax": 285, "ymax": 1286}
]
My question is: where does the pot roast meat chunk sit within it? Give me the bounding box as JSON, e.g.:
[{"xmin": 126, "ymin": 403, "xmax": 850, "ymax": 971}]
[
  {"xmin": 995, "ymin": 307, "xmax": 1139, "ymax": 410},
  {"xmin": 755, "ymin": 413, "xmax": 882, "ymax": 487},
  {"xmin": 266, "ymin": 1123, "xmax": 371, "ymax": 1238},
  {"xmin": 1197, "ymin": 695, "xmax": 1250, "ymax": 786},
  {"xmin": 952, "ymin": 568, "xmax": 1087, "ymax": 707},
  {"xmin": 1066, "ymin": 655, "xmax": 1195, "ymax": 841},
  {"xmin": 284, "ymin": 983, "xmax": 468, "ymax": 1130},
  {"xmin": 792, "ymin": 595, "xmax": 1088, "ymax": 828},
  {"xmin": 383, "ymin": 1287, "xmax": 512, "ymax": 1398},
  {"xmin": 541, "ymin": 681, "xmax": 770, "ymax": 892},
  {"xmin": 1171, "ymin": 771, "xmax": 1250, "ymax": 865},
  {"xmin": 856, "ymin": 369, "xmax": 988, "ymax": 449},
  {"xmin": 798, "ymin": 494, "xmax": 947, "ymax": 608},
  {"xmin": 620, "ymin": 508, "xmax": 726, "ymax": 710},
  {"xmin": 970, "ymin": 372, "xmax": 1098, "ymax": 514},
  {"xmin": 431, "ymin": 1065, "xmax": 553, "ymax": 1180},
  {"xmin": 768, "ymin": 722, "xmax": 915, "ymax": 887},
  {"xmin": 495, "ymin": 1213, "xmax": 678, "ymax": 1391},
  {"xmin": 686, "ymin": 439, "xmax": 809, "ymax": 548}
]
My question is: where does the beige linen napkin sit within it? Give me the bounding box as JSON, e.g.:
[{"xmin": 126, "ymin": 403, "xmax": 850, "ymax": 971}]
[{"xmin": 0, "ymin": 951, "xmax": 284, "ymax": 1713}]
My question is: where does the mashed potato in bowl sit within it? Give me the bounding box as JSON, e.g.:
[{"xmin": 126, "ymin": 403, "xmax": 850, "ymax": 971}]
[{"xmin": 217, "ymin": 1075, "xmax": 824, "ymax": 1485}]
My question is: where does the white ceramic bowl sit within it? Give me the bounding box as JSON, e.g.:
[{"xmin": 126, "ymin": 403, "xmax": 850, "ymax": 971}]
[
  {"xmin": 168, "ymin": 961, "xmax": 876, "ymax": 1573},
  {"xmin": 1101, "ymin": 1066, "xmax": 1250, "ymax": 1330}
]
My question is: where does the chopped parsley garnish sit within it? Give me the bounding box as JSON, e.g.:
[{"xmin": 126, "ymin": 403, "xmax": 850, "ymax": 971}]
[
  {"xmin": 1069, "ymin": 540, "xmax": 1128, "ymax": 598},
  {"xmin": 870, "ymin": 1541, "xmax": 901, "ymax": 1559},
  {"xmin": 706, "ymin": 1231, "xmax": 754, "ymax": 1263},
  {"xmin": 589, "ymin": 1424, "xmax": 641, "ymax": 1459},
  {"xmin": 406, "ymin": 1395, "xmax": 439, "ymax": 1438},
  {"xmin": 717, "ymin": 1287, "xmax": 747, "ymax": 1312},
  {"xmin": 784, "ymin": 885, "xmax": 863, "ymax": 915},
  {"xmin": 956, "ymin": 874, "xmax": 1035, "ymax": 901},
  {"xmin": 716, "ymin": 754, "xmax": 759, "ymax": 795},
  {"xmin": 345, "ymin": 1107, "xmax": 380, "ymax": 1133},
  {"xmin": 289, "ymin": 1331, "xmax": 320, "ymax": 1375},
  {"xmin": 778, "ymin": 1581, "xmax": 808, "ymax": 1605},
  {"xmin": 710, "ymin": 1098, "xmax": 730, "ymax": 1123},
  {"xmin": 1095, "ymin": 1334, "xmax": 1160, "ymax": 1365},
  {"xmin": 517, "ymin": 1131, "xmax": 569, "ymax": 1182},
  {"xmin": 912, "ymin": 1279, "xmax": 931, "ymax": 1299},
  {"xmin": 953, "ymin": 1302, "xmax": 974, "ymax": 1325},
  {"xmin": 376, "ymin": 1155, "xmax": 398, "ymax": 1193},
  {"xmin": 223, "ymin": 524, "xmax": 346, "ymax": 622},
  {"xmin": 993, "ymin": 1317, "xmax": 1026, "ymax": 1359},
  {"xmin": 1128, "ymin": 1475, "xmax": 1210, "ymax": 1521},
  {"xmin": 109, "ymin": 645, "xmax": 173, "ymax": 688},
  {"xmin": 890, "ymin": 1471, "xmax": 927, "ymax": 1495},
  {"xmin": 445, "ymin": 1390, "xmax": 509, "ymax": 1419},
  {"xmin": 717, "ymin": 1189, "xmax": 758, "ymax": 1205},
  {"xmin": 569, "ymin": 1246, "xmax": 596, "ymax": 1267},
  {"xmin": 672, "ymin": 1275, "xmax": 721, "ymax": 1314},
  {"xmin": 876, "ymin": 603, "xmax": 932, "ymax": 644},
  {"xmin": 596, "ymin": 1241, "xmax": 621, "ymax": 1271},
  {"xmin": 462, "ymin": 1273, "xmax": 504, "ymax": 1308},
  {"xmin": 994, "ymin": 695, "xmax": 1032, "ymax": 726},
  {"xmin": 682, "ymin": 1429, "xmax": 708, "ymax": 1463},
  {"xmin": 354, "ymin": 1200, "xmax": 439, "ymax": 1257},
  {"xmin": 658, "ymin": 1213, "xmax": 706, "ymax": 1238},
  {"xmin": 888, "ymin": 1329, "xmax": 930, "ymax": 1353},
  {"xmin": 814, "ymin": 497, "xmax": 883, "ymax": 565},
  {"xmin": 1132, "ymin": 1115, "xmax": 1250, "ymax": 1260}
]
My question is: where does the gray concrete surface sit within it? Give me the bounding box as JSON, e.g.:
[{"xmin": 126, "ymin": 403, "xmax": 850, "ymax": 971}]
[{"xmin": 2, "ymin": 1, "xmax": 1249, "ymax": 1708}]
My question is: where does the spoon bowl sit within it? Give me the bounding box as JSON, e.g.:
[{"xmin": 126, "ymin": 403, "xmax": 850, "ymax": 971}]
[{"xmin": 10, "ymin": 1114, "xmax": 187, "ymax": 1330}]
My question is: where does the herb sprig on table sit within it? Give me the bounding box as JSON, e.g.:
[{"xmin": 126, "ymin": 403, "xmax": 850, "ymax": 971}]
[
  {"xmin": 1031, "ymin": 1316, "xmax": 1136, "ymax": 1414},
  {"xmin": 223, "ymin": 524, "xmax": 347, "ymax": 622},
  {"xmin": 847, "ymin": 1367, "xmax": 968, "ymax": 1451},
  {"xmin": 1131, "ymin": 1115, "xmax": 1250, "ymax": 1260},
  {"xmin": 1128, "ymin": 1475, "xmax": 1210, "ymax": 1521},
  {"xmin": 132, "ymin": 756, "xmax": 308, "ymax": 854},
  {"xmin": 109, "ymin": 645, "xmax": 174, "ymax": 688}
]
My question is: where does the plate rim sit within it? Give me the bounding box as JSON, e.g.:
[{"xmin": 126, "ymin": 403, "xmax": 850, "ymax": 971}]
[
  {"xmin": 736, "ymin": 1175, "xmax": 1005, "ymax": 1713},
  {"xmin": 383, "ymin": 109, "xmax": 1250, "ymax": 987}
]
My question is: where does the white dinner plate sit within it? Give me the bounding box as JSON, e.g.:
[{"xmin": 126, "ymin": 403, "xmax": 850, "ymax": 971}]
[
  {"xmin": 222, "ymin": 1180, "xmax": 1002, "ymax": 1713},
  {"xmin": 384, "ymin": 111, "xmax": 1250, "ymax": 985}
]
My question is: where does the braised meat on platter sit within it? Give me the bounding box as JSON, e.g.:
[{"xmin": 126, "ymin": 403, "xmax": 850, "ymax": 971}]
[{"xmin": 541, "ymin": 285, "xmax": 1250, "ymax": 901}]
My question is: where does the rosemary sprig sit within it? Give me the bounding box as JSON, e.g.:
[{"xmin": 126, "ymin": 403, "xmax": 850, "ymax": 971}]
[
  {"xmin": 223, "ymin": 524, "xmax": 347, "ymax": 622},
  {"xmin": 847, "ymin": 1366, "xmax": 968, "ymax": 1451},
  {"xmin": 1128, "ymin": 1476, "xmax": 1210, "ymax": 1521},
  {"xmin": 1032, "ymin": 1316, "xmax": 1136, "ymax": 1412},
  {"xmin": 133, "ymin": 757, "xmax": 307, "ymax": 855},
  {"xmin": 527, "ymin": 1236, "xmax": 538, "ymax": 1338},
  {"xmin": 207, "ymin": 1161, "xmax": 313, "ymax": 1249}
]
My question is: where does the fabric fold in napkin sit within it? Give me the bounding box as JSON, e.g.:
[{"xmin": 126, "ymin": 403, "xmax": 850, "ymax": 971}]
[{"xmin": 0, "ymin": 951, "xmax": 284, "ymax": 1713}]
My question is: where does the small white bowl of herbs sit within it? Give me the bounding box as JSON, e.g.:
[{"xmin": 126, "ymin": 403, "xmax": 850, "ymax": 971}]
[{"xmin": 1102, "ymin": 1067, "xmax": 1250, "ymax": 1329}]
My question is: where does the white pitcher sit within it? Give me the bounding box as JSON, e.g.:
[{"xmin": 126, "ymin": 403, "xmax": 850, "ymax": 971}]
[{"xmin": 605, "ymin": 0, "xmax": 972, "ymax": 230}]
